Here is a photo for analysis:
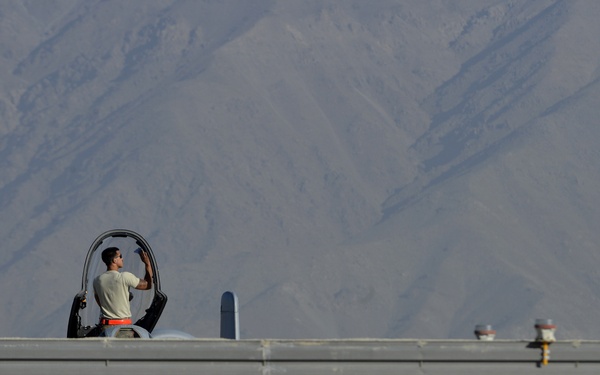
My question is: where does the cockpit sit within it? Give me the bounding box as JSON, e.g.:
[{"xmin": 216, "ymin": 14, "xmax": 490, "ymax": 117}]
[{"xmin": 67, "ymin": 229, "xmax": 167, "ymax": 338}]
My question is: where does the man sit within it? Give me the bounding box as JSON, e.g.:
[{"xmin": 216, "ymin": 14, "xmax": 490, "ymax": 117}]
[{"xmin": 93, "ymin": 247, "xmax": 153, "ymax": 326}]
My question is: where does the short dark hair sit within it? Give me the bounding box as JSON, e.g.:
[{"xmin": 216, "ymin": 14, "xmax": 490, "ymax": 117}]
[{"xmin": 101, "ymin": 247, "xmax": 120, "ymax": 266}]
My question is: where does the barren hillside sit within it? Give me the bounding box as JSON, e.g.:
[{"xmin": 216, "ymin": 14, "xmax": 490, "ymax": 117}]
[{"xmin": 1, "ymin": 0, "xmax": 599, "ymax": 340}]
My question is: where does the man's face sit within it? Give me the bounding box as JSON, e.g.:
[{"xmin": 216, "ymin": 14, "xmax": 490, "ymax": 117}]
[{"xmin": 113, "ymin": 251, "xmax": 123, "ymax": 268}]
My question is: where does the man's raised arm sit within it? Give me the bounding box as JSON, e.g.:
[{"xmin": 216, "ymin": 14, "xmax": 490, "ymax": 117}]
[{"xmin": 135, "ymin": 251, "xmax": 153, "ymax": 290}]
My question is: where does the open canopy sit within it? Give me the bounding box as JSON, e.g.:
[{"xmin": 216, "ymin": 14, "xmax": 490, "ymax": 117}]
[{"xmin": 67, "ymin": 229, "xmax": 167, "ymax": 338}]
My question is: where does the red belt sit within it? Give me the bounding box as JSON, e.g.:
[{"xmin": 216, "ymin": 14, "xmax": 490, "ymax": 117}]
[{"xmin": 100, "ymin": 318, "xmax": 132, "ymax": 325}]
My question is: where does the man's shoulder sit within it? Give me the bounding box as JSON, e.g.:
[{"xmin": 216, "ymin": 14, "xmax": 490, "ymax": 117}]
[
  {"xmin": 120, "ymin": 271, "xmax": 140, "ymax": 284},
  {"xmin": 93, "ymin": 271, "xmax": 113, "ymax": 289},
  {"xmin": 95, "ymin": 271, "xmax": 119, "ymax": 281},
  {"xmin": 97, "ymin": 270, "xmax": 117, "ymax": 277},
  {"xmin": 94, "ymin": 271, "xmax": 109, "ymax": 282}
]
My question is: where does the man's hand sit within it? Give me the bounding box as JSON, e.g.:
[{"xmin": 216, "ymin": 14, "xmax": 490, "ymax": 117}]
[
  {"xmin": 138, "ymin": 249, "xmax": 151, "ymax": 266},
  {"xmin": 135, "ymin": 249, "xmax": 153, "ymax": 290}
]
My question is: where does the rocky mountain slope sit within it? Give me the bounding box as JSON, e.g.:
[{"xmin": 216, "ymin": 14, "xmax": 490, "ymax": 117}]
[{"xmin": 1, "ymin": 0, "xmax": 599, "ymax": 339}]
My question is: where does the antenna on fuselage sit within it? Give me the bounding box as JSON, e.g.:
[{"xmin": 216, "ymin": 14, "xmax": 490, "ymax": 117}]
[{"xmin": 220, "ymin": 291, "xmax": 240, "ymax": 340}]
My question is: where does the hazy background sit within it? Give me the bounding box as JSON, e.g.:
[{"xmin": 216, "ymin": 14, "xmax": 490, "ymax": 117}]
[{"xmin": 1, "ymin": 0, "xmax": 600, "ymax": 340}]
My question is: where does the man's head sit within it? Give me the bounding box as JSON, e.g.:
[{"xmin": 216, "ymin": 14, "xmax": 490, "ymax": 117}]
[{"xmin": 101, "ymin": 247, "xmax": 122, "ymax": 267}]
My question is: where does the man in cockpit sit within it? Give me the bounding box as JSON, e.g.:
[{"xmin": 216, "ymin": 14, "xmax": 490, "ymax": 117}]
[{"xmin": 93, "ymin": 247, "xmax": 153, "ymax": 327}]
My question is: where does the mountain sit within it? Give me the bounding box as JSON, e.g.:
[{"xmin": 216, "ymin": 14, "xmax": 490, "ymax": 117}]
[{"xmin": 1, "ymin": 0, "xmax": 599, "ymax": 340}]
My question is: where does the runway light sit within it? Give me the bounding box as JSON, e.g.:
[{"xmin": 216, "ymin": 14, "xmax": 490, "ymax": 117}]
[
  {"xmin": 474, "ymin": 324, "xmax": 496, "ymax": 341},
  {"xmin": 535, "ymin": 318, "xmax": 556, "ymax": 366},
  {"xmin": 535, "ymin": 318, "xmax": 556, "ymax": 342}
]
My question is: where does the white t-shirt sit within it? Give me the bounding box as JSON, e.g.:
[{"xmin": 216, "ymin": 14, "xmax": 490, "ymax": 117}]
[{"xmin": 93, "ymin": 270, "xmax": 140, "ymax": 319}]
